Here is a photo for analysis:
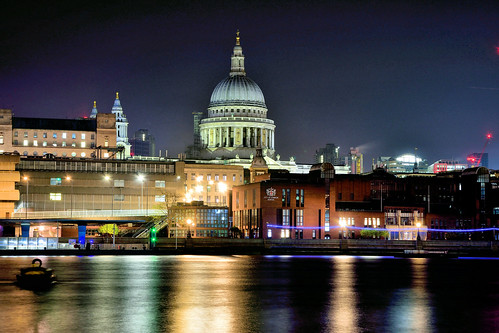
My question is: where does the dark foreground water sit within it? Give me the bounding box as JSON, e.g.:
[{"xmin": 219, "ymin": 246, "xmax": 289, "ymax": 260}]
[{"xmin": 0, "ymin": 255, "xmax": 498, "ymax": 333}]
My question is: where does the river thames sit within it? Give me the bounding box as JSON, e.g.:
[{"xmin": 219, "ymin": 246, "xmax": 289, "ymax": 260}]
[{"xmin": 0, "ymin": 255, "xmax": 497, "ymax": 332}]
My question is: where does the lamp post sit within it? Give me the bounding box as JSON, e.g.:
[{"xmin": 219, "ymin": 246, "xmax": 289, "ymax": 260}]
[
  {"xmin": 137, "ymin": 174, "xmax": 144, "ymax": 215},
  {"xmin": 105, "ymin": 175, "xmax": 114, "ymax": 217},
  {"xmin": 66, "ymin": 176, "xmax": 73, "ymax": 218},
  {"xmin": 23, "ymin": 176, "xmax": 29, "ymax": 220}
]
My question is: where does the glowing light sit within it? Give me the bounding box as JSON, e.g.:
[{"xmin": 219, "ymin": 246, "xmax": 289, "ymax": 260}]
[
  {"xmin": 496, "ymin": 46, "xmax": 499, "ymax": 56},
  {"xmin": 218, "ymin": 182, "xmax": 227, "ymax": 193},
  {"xmin": 195, "ymin": 185, "xmax": 203, "ymax": 193},
  {"xmin": 265, "ymin": 224, "xmax": 499, "ymax": 233},
  {"xmin": 486, "ymin": 133, "xmax": 492, "ymax": 140},
  {"xmin": 104, "ymin": 175, "xmax": 111, "ymax": 181},
  {"xmin": 23, "ymin": 176, "xmax": 28, "ymax": 181},
  {"xmin": 196, "ymin": 176, "xmax": 203, "ymax": 182},
  {"xmin": 137, "ymin": 174, "xmax": 145, "ymax": 182}
]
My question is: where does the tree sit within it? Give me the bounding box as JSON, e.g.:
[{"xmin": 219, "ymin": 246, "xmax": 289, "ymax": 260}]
[
  {"xmin": 360, "ymin": 229, "xmax": 389, "ymax": 239},
  {"xmin": 98, "ymin": 224, "xmax": 121, "ymax": 237},
  {"xmin": 147, "ymin": 191, "xmax": 182, "ymax": 237}
]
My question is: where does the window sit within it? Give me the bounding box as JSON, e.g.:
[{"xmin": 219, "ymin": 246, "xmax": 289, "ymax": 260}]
[
  {"xmin": 114, "ymin": 180, "xmax": 125, "ymax": 187},
  {"xmin": 0, "ymin": 135, "xmax": 3, "ymax": 144},
  {"xmin": 13, "ymin": 140, "xmax": 18, "ymax": 145},
  {"xmin": 91, "ymin": 134, "xmax": 94, "ymax": 140},
  {"xmin": 267, "ymin": 229, "xmax": 272, "ymax": 238},
  {"xmin": 191, "ymin": 173, "xmax": 196, "ymax": 180},
  {"xmin": 14, "ymin": 132, "xmax": 18, "ymax": 137},
  {"xmin": 42, "ymin": 141, "xmax": 47, "ymax": 147},
  {"xmin": 233, "ymin": 174, "xmax": 236, "ymax": 181},
  {"xmin": 114, "ymin": 194, "xmax": 125, "ymax": 201},
  {"xmin": 81, "ymin": 133, "xmax": 85, "ymax": 140},
  {"xmin": 24, "ymin": 132, "xmax": 28, "ymax": 138},
  {"xmin": 155, "ymin": 180, "xmax": 165, "ymax": 188},
  {"xmin": 325, "ymin": 209, "xmax": 330, "ymax": 232},
  {"xmin": 312, "ymin": 230, "xmax": 316, "ymax": 239},
  {"xmin": 207, "ymin": 174, "xmax": 211, "ymax": 181},
  {"xmin": 296, "ymin": 210, "xmax": 303, "ymax": 226},
  {"xmin": 23, "ymin": 140, "xmax": 28, "ymax": 146},
  {"xmin": 53, "ymin": 133, "xmax": 57, "ymax": 138},
  {"xmin": 72, "ymin": 133, "xmax": 76, "ymax": 139},
  {"xmin": 62, "ymin": 133, "xmax": 67, "ymax": 139},
  {"xmin": 50, "ymin": 178, "xmax": 62, "ymax": 185},
  {"xmin": 103, "ymin": 153, "xmax": 109, "ymax": 158},
  {"xmin": 43, "ymin": 133, "xmax": 47, "ymax": 138},
  {"xmin": 223, "ymin": 174, "xmax": 227, "ymax": 181},
  {"xmin": 62, "ymin": 141, "xmax": 66, "ymax": 147},
  {"xmin": 50, "ymin": 193, "xmax": 62, "ymax": 201},
  {"xmin": 280, "ymin": 229, "xmax": 290, "ymax": 238},
  {"xmin": 33, "ymin": 140, "xmax": 38, "ymax": 146},
  {"xmin": 215, "ymin": 174, "xmax": 219, "ymax": 181},
  {"xmin": 33, "ymin": 132, "xmax": 38, "ymax": 138},
  {"xmin": 72, "ymin": 142, "xmax": 76, "ymax": 147},
  {"xmin": 283, "ymin": 209, "xmax": 290, "ymax": 226},
  {"xmin": 53, "ymin": 141, "xmax": 57, "ymax": 147},
  {"xmin": 81, "ymin": 142, "xmax": 86, "ymax": 148},
  {"xmin": 155, "ymin": 195, "xmax": 166, "ymax": 202}
]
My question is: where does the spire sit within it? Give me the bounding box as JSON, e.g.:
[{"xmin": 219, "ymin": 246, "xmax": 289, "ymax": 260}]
[
  {"xmin": 116, "ymin": 91, "xmax": 119, "ymax": 99},
  {"xmin": 89, "ymin": 100, "xmax": 98, "ymax": 119},
  {"xmin": 230, "ymin": 30, "xmax": 245, "ymax": 77}
]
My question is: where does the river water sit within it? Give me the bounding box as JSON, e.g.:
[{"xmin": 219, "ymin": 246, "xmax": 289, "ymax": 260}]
[{"xmin": 0, "ymin": 255, "xmax": 497, "ymax": 333}]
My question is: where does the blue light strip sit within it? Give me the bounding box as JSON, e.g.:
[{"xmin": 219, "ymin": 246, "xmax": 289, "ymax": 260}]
[{"xmin": 266, "ymin": 224, "xmax": 499, "ymax": 233}]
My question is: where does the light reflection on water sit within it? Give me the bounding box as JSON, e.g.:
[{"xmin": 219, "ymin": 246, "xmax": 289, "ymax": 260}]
[{"xmin": 0, "ymin": 255, "xmax": 498, "ymax": 333}]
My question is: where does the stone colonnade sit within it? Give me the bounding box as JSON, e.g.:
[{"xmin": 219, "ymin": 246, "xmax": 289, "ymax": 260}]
[{"xmin": 201, "ymin": 126, "xmax": 275, "ymax": 149}]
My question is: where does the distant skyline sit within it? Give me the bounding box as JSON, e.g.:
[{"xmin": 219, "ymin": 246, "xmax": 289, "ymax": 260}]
[{"xmin": 1, "ymin": 1, "xmax": 499, "ymax": 168}]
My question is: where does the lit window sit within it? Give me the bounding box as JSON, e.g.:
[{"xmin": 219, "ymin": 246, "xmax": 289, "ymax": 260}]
[
  {"xmin": 33, "ymin": 132, "xmax": 37, "ymax": 138},
  {"xmin": 81, "ymin": 133, "xmax": 85, "ymax": 140},
  {"xmin": 155, "ymin": 180, "xmax": 165, "ymax": 188},
  {"xmin": 105, "ymin": 140, "xmax": 109, "ymax": 147},
  {"xmin": 23, "ymin": 140, "xmax": 28, "ymax": 146},
  {"xmin": 43, "ymin": 133, "xmax": 47, "ymax": 138},
  {"xmin": 223, "ymin": 174, "xmax": 227, "ymax": 181},
  {"xmin": 62, "ymin": 141, "xmax": 66, "ymax": 147},
  {"xmin": 24, "ymin": 132, "xmax": 28, "ymax": 138},
  {"xmin": 215, "ymin": 174, "xmax": 219, "ymax": 181},
  {"xmin": 114, "ymin": 180, "xmax": 125, "ymax": 187},
  {"xmin": 155, "ymin": 195, "xmax": 166, "ymax": 202},
  {"xmin": 50, "ymin": 193, "xmax": 62, "ymax": 201},
  {"xmin": 114, "ymin": 194, "xmax": 125, "ymax": 201},
  {"xmin": 50, "ymin": 178, "xmax": 62, "ymax": 185},
  {"xmin": 42, "ymin": 141, "xmax": 47, "ymax": 147},
  {"xmin": 81, "ymin": 142, "xmax": 86, "ymax": 148},
  {"xmin": 283, "ymin": 209, "xmax": 290, "ymax": 226},
  {"xmin": 53, "ymin": 141, "xmax": 57, "ymax": 147},
  {"xmin": 0, "ymin": 135, "xmax": 3, "ymax": 144},
  {"xmin": 62, "ymin": 133, "xmax": 67, "ymax": 139},
  {"xmin": 33, "ymin": 140, "xmax": 38, "ymax": 146},
  {"xmin": 53, "ymin": 133, "xmax": 57, "ymax": 138},
  {"xmin": 103, "ymin": 153, "xmax": 109, "ymax": 158},
  {"xmin": 72, "ymin": 133, "xmax": 76, "ymax": 139},
  {"xmin": 267, "ymin": 229, "xmax": 272, "ymax": 238}
]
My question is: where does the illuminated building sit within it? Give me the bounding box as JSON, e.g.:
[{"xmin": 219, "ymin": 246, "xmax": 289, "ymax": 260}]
[
  {"xmin": 168, "ymin": 201, "xmax": 229, "ymax": 238},
  {"xmin": 0, "ymin": 108, "xmax": 116, "ymax": 159},
  {"xmin": 377, "ymin": 154, "xmax": 429, "ymax": 173},
  {"xmin": 111, "ymin": 92, "xmax": 131, "ymax": 159},
  {"xmin": 192, "ymin": 31, "xmax": 276, "ymax": 160},
  {"xmin": 232, "ymin": 163, "xmax": 499, "ymax": 240},
  {"xmin": 428, "ymin": 159, "xmax": 467, "ymax": 174}
]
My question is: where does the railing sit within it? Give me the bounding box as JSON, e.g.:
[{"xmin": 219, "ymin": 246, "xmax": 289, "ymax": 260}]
[{"xmin": 11, "ymin": 209, "xmax": 163, "ymax": 219}]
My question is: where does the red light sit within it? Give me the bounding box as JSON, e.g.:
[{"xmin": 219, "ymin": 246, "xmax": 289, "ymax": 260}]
[
  {"xmin": 486, "ymin": 133, "xmax": 492, "ymax": 139},
  {"xmin": 496, "ymin": 47, "xmax": 499, "ymax": 55}
]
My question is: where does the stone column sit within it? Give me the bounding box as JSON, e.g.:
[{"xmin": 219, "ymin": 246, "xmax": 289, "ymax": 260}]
[
  {"xmin": 226, "ymin": 127, "xmax": 230, "ymax": 147},
  {"xmin": 218, "ymin": 127, "xmax": 223, "ymax": 147},
  {"xmin": 246, "ymin": 128, "xmax": 251, "ymax": 147}
]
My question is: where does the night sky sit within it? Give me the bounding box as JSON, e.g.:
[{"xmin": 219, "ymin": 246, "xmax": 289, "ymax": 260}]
[{"xmin": 2, "ymin": 1, "xmax": 499, "ymax": 168}]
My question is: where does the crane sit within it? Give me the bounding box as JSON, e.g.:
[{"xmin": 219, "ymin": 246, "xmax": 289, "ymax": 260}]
[{"xmin": 468, "ymin": 133, "xmax": 493, "ymax": 167}]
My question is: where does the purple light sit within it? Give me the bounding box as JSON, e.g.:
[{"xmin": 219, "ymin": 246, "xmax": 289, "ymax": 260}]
[{"xmin": 265, "ymin": 224, "xmax": 499, "ymax": 233}]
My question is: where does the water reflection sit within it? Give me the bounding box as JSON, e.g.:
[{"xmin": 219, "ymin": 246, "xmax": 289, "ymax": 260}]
[{"xmin": 0, "ymin": 255, "xmax": 497, "ymax": 333}]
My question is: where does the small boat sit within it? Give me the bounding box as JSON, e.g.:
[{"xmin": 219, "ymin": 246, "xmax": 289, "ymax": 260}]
[{"xmin": 16, "ymin": 258, "xmax": 56, "ymax": 289}]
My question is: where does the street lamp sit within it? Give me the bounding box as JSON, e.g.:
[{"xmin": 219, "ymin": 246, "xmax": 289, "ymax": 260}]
[
  {"xmin": 66, "ymin": 176, "xmax": 73, "ymax": 218},
  {"xmin": 186, "ymin": 218, "xmax": 194, "ymax": 238},
  {"xmin": 23, "ymin": 176, "xmax": 29, "ymax": 219},
  {"xmin": 416, "ymin": 222, "xmax": 421, "ymax": 240}
]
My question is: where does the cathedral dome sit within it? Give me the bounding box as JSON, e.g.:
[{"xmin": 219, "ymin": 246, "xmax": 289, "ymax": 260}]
[{"xmin": 209, "ymin": 76, "xmax": 266, "ymax": 108}]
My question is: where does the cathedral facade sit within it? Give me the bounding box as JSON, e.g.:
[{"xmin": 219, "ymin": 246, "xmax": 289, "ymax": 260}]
[{"xmin": 196, "ymin": 32, "xmax": 276, "ymax": 159}]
